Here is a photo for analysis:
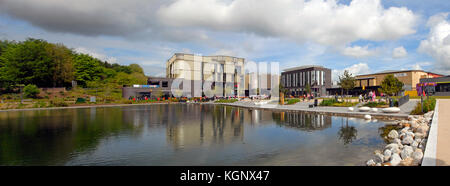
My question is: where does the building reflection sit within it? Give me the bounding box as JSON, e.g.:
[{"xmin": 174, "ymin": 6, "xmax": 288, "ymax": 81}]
[
  {"xmin": 272, "ymin": 112, "xmax": 332, "ymax": 131},
  {"xmin": 164, "ymin": 105, "xmax": 244, "ymax": 149}
]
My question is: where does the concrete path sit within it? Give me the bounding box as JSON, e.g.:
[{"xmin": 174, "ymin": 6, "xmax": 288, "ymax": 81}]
[
  {"xmin": 436, "ymin": 100, "xmax": 450, "ymax": 165},
  {"xmin": 220, "ymin": 100, "xmax": 418, "ymax": 120}
]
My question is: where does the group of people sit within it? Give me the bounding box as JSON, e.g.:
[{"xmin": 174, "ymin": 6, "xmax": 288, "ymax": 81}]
[{"xmin": 359, "ymin": 91, "xmax": 377, "ymax": 102}]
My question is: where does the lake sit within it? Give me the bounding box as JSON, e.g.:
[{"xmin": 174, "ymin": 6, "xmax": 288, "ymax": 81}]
[{"xmin": 0, "ymin": 104, "xmax": 389, "ymax": 165}]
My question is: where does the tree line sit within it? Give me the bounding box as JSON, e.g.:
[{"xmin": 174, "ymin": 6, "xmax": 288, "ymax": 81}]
[{"xmin": 0, "ymin": 38, "xmax": 147, "ymax": 92}]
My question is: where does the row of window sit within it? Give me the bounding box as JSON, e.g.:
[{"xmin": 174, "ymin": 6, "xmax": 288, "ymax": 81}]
[{"xmin": 282, "ymin": 70, "xmax": 326, "ymax": 88}]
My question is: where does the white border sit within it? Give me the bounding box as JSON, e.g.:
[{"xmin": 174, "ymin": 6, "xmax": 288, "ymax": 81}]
[{"xmin": 422, "ymin": 100, "xmax": 439, "ymax": 166}]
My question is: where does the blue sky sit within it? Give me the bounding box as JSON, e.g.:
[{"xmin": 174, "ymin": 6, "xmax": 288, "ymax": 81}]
[{"xmin": 1, "ymin": 0, "xmax": 450, "ymax": 82}]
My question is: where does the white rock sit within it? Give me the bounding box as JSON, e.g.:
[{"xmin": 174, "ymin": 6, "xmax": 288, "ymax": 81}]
[
  {"xmin": 401, "ymin": 146, "xmax": 414, "ymax": 159},
  {"xmin": 366, "ymin": 159, "xmax": 376, "ymax": 166},
  {"xmin": 393, "ymin": 138, "xmax": 402, "ymax": 145},
  {"xmin": 383, "ymin": 107, "xmax": 401, "ymax": 113},
  {"xmin": 364, "ymin": 114, "xmax": 372, "ymax": 120},
  {"xmin": 390, "ymin": 153, "xmax": 402, "ymax": 166},
  {"xmin": 384, "ymin": 149, "xmax": 392, "ymax": 162},
  {"xmin": 385, "ymin": 143, "xmax": 399, "ymax": 151},
  {"xmin": 388, "ymin": 130, "xmax": 399, "ymax": 139},
  {"xmin": 371, "ymin": 108, "xmax": 378, "ymax": 112},
  {"xmin": 411, "ymin": 141, "xmax": 419, "ymax": 150},
  {"xmin": 412, "ymin": 149, "xmax": 424, "ymax": 163},
  {"xmin": 402, "ymin": 136, "xmax": 414, "ymax": 145},
  {"xmin": 359, "ymin": 107, "xmax": 371, "ymax": 112},
  {"xmin": 417, "ymin": 125, "xmax": 429, "ymax": 134},
  {"xmin": 376, "ymin": 163, "xmax": 382, "ymax": 166},
  {"xmin": 348, "ymin": 107, "xmax": 354, "ymax": 112},
  {"xmin": 374, "ymin": 153, "xmax": 384, "ymax": 163}
]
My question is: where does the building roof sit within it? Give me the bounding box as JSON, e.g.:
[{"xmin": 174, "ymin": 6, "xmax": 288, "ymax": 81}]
[
  {"xmin": 357, "ymin": 69, "xmax": 445, "ymax": 77},
  {"xmin": 282, "ymin": 65, "xmax": 329, "ymax": 72}
]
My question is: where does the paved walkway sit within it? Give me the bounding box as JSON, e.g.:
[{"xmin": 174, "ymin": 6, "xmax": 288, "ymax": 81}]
[
  {"xmin": 220, "ymin": 99, "xmax": 420, "ymax": 120},
  {"xmin": 437, "ymin": 100, "xmax": 450, "ymax": 165}
]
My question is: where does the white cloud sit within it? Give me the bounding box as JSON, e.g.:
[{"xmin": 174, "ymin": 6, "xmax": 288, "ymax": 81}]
[
  {"xmin": 158, "ymin": 0, "xmax": 417, "ymax": 46},
  {"xmin": 392, "ymin": 46, "xmax": 408, "ymax": 58},
  {"xmin": 418, "ymin": 13, "xmax": 450, "ymax": 74},
  {"xmin": 0, "ymin": 0, "xmax": 418, "ymax": 46},
  {"xmin": 340, "ymin": 45, "xmax": 377, "ymax": 58},
  {"xmin": 332, "ymin": 63, "xmax": 371, "ymax": 83},
  {"xmin": 74, "ymin": 47, "xmax": 118, "ymax": 64}
]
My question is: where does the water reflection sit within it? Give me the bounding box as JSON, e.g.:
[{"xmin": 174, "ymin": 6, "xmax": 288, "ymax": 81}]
[
  {"xmin": 338, "ymin": 118, "xmax": 358, "ymax": 145},
  {"xmin": 0, "ymin": 104, "xmax": 387, "ymax": 165},
  {"xmin": 272, "ymin": 112, "xmax": 332, "ymax": 131}
]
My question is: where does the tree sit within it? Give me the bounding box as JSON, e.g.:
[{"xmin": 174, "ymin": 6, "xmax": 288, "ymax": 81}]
[
  {"xmin": 380, "ymin": 74, "xmax": 404, "ymax": 96},
  {"xmin": 46, "ymin": 43, "xmax": 74, "ymax": 87},
  {"xmin": 305, "ymin": 83, "xmax": 311, "ymax": 95},
  {"xmin": 23, "ymin": 84, "xmax": 40, "ymax": 98},
  {"xmin": 73, "ymin": 53, "xmax": 105, "ymax": 87},
  {"xmin": 129, "ymin": 64, "xmax": 144, "ymax": 74},
  {"xmin": 338, "ymin": 70, "xmax": 355, "ymax": 96},
  {"xmin": 0, "ymin": 38, "xmax": 54, "ymax": 87}
]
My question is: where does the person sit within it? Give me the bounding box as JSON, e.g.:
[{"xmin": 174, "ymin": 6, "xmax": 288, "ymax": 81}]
[
  {"xmin": 372, "ymin": 91, "xmax": 376, "ymax": 102},
  {"xmin": 359, "ymin": 94, "xmax": 363, "ymax": 103}
]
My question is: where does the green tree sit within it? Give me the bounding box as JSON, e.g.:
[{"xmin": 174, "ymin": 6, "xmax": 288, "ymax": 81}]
[
  {"xmin": 73, "ymin": 53, "xmax": 105, "ymax": 87},
  {"xmin": 23, "ymin": 84, "xmax": 40, "ymax": 98},
  {"xmin": 129, "ymin": 64, "xmax": 144, "ymax": 74},
  {"xmin": 305, "ymin": 83, "xmax": 311, "ymax": 95},
  {"xmin": 46, "ymin": 43, "xmax": 74, "ymax": 87},
  {"xmin": 0, "ymin": 38, "xmax": 54, "ymax": 87},
  {"xmin": 338, "ymin": 70, "xmax": 355, "ymax": 96},
  {"xmin": 380, "ymin": 74, "xmax": 404, "ymax": 96}
]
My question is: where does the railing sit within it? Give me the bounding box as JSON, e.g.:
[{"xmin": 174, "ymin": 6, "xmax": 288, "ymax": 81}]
[{"xmin": 398, "ymin": 94, "xmax": 410, "ymax": 107}]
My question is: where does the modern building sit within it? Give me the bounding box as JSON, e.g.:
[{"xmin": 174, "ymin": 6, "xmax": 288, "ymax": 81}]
[
  {"xmin": 122, "ymin": 77, "xmax": 173, "ymax": 99},
  {"xmin": 353, "ymin": 70, "xmax": 443, "ymax": 95},
  {"xmin": 281, "ymin": 65, "xmax": 332, "ymax": 97},
  {"xmin": 418, "ymin": 76, "xmax": 450, "ymax": 96},
  {"xmin": 166, "ymin": 53, "xmax": 245, "ymax": 97},
  {"xmin": 244, "ymin": 73, "xmax": 280, "ymax": 97}
]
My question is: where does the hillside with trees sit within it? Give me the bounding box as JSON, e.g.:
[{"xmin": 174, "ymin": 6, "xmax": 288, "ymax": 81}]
[{"xmin": 0, "ymin": 38, "xmax": 147, "ymax": 91}]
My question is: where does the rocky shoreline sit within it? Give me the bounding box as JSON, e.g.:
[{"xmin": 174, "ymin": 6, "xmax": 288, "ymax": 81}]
[{"xmin": 366, "ymin": 111, "xmax": 434, "ymax": 166}]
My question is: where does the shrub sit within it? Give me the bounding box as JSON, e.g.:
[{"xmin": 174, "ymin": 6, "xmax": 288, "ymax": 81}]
[
  {"xmin": 215, "ymin": 99, "xmax": 238, "ymax": 103},
  {"xmin": 363, "ymin": 101, "xmax": 388, "ymax": 108},
  {"xmin": 286, "ymin": 98, "xmax": 300, "ymax": 105},
  {"xmin": 23, "ymin": 84, "xmax": 40, "ymax": 98},
  {"xmin": 49, "ymin": 99, "xmax": 68, "ymax": 107},
  {"xmin": 332, "ymin": 102, "xmax": 359, "ymax": 107},
  {"xmin": 410, "ymin": 97, "xmax": 436, "ymax": 115},
  {"xmin": 320, "ymin": 99, "xmax": 338, "ymax": 106}
]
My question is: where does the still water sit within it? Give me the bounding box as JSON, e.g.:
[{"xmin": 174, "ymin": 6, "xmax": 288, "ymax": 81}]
[{"xmin": 0, "ymin": 104, "xmax": 389, "ymax": 165}]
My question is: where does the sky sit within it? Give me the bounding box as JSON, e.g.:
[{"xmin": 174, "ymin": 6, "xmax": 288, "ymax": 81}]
[{"xmin": 1, "ymin": 0, "xmax": 450, "ymax": 83}]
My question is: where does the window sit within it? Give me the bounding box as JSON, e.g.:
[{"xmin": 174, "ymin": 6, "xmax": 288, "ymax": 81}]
[{"xmin": 162, "ymin": 81, "xmax": 168, "ymax": 87}]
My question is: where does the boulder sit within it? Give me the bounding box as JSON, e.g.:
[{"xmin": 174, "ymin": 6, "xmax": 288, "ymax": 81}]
[
  {"xmin": 411, "ymin": 141, "xmax": 419, "ymax": 151},
  {"xmin": 374, "ymin": 153, "xmax": 384, "ymax": 163},
  {"xmin": 364, "ymin": 114, "xmax": 372, "ymax": 120},
  {"xmin": 382, "ymin": 107, "xmax": 401, "ymax": 113},
  {"xmin": 371, "ymin": 108, "xmax": 378, "ymax": 112},
  {"xmin": 366, "ymin": 159, "xmax": 376, "ymax": 166},
  {"xmin": 402, "ymin": 136, "xmax": 414, "ymax": 145},
  {"xmin": 384, "ymin": 149, "xmax": 392, "ymax": 162},
  {"xmin": 390, "ymin": 153, "xmax": 402, "ymax": 166},
  {"xmin": 401, "ymin": 146, "xmax": 414, "ymax": 159},
  {"xmin": 393, "ymin": 138, "xmax": 402, "ymax": 145},
  {"xmin": 359, "ymin": 107, "xmax": 370, "ymax": 112},
  {"xmin": 385, "ymin": 143, "xmax": 399, "ymax": 151},
  {"xmin": 400, "ymin": 157, "xmax": 415, "ymax": 166},
  {"xmin": 348, "ymin": 107, "xmax": 354, "ymax": 112},
  {"xmin": 412, "ymin": 149, "xmax": 424, "ymax": 163},
  {"xmin": 388, "ymin": 130, "xmax": 399, "ymax": 139},
  {"xmin": 417, "ymin": 125, "xmax": 429, "ymax": 134}
]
